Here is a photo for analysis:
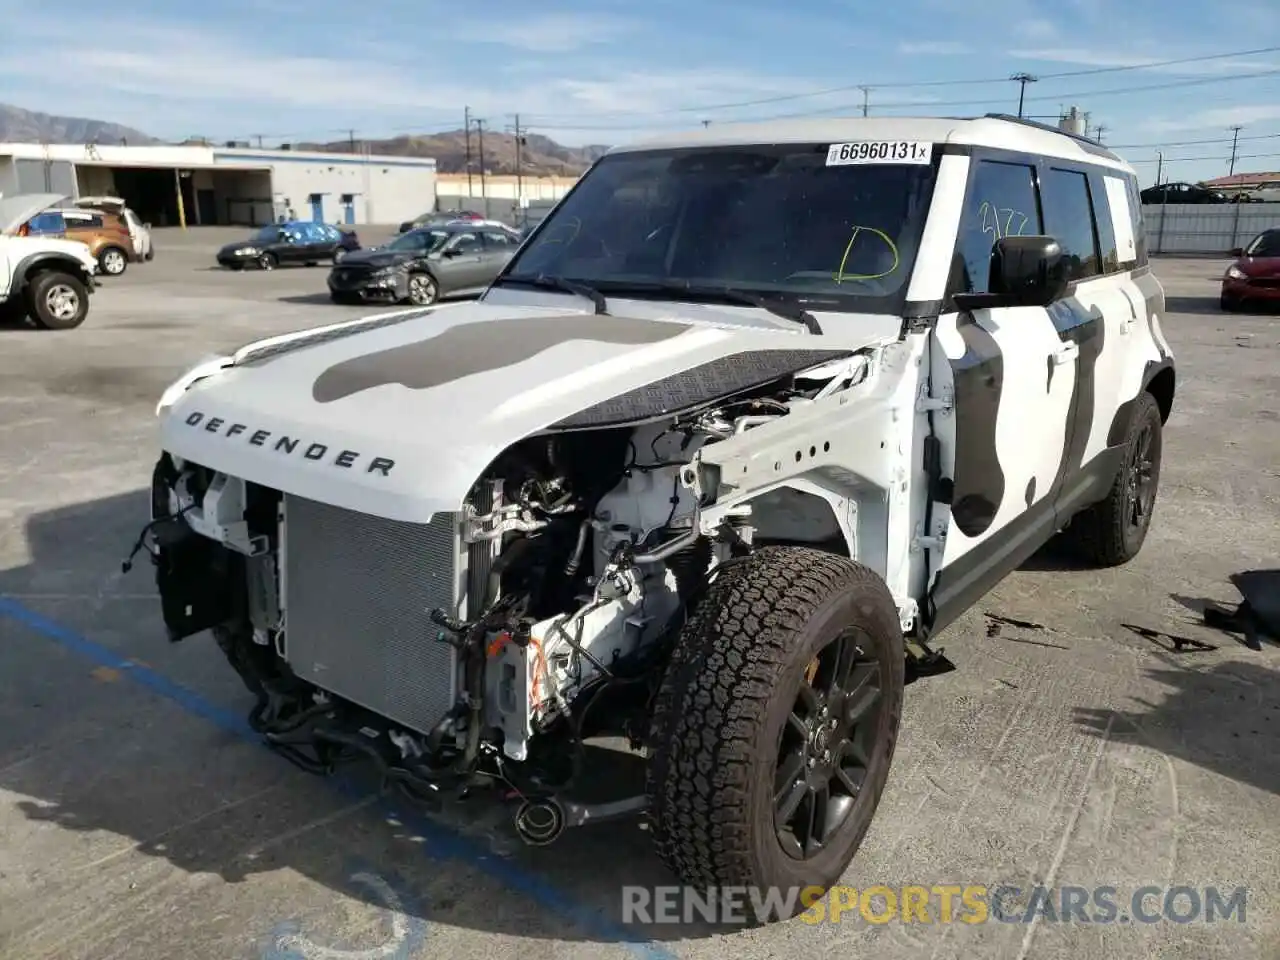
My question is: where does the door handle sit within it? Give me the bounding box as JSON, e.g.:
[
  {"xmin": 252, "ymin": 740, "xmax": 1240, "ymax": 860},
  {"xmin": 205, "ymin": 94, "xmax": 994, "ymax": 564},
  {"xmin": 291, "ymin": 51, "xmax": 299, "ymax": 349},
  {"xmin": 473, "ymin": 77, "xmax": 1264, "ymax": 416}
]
[{"xmin": 1053, "ymin": 341, "xmax": 1080, "ymax": 365}]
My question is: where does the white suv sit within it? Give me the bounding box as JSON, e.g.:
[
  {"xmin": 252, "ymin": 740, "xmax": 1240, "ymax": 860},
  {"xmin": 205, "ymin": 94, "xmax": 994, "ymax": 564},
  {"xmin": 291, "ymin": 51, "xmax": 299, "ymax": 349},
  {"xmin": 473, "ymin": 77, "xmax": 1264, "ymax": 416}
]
[
  {"xmin": 0, "ymin": 193, "xmax": 99, "ymax": 329},
  {"xmin": 141, "ymin": 114, "xmax": 1173, "ymax": 917}
]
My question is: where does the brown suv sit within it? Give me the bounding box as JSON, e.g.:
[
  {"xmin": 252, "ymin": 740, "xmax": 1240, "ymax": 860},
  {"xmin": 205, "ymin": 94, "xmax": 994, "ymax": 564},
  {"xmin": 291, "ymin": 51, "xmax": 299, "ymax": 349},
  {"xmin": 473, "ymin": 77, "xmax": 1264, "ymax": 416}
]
[{"xmin": 18, "ymin": 207, "xmax": 137, "ymax": 276}]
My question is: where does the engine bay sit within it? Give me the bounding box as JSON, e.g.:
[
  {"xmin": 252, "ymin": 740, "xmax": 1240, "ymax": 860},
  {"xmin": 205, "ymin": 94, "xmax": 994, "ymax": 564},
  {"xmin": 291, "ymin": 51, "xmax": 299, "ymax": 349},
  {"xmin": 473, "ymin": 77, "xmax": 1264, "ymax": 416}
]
[{"xmin": 131, "ymin": 349, "xmax": 879, "ymax": 841}]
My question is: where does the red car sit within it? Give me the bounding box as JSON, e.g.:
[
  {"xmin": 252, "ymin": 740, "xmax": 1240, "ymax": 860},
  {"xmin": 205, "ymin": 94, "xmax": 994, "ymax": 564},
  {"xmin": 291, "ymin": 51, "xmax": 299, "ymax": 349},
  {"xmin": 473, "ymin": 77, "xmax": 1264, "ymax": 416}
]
[{"xmin": 1221, "ymin": 228, "xmax": 1280, "ymax": 311}]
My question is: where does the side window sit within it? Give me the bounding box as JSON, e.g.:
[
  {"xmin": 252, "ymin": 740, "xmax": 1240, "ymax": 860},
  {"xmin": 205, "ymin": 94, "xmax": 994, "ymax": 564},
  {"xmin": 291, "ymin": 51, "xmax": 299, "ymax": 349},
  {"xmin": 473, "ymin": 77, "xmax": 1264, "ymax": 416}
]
[
  {"xmin": 481, "ymin": 230, "xmax": 517, "ymax": 249},
  {"xmin": 27, "ymin": 211, "xmax": 66, "ymax": 234},
  {"xmin": 1040, "ymin": 167, "xmax": 1101, "ymax": 282},
  {"xmin": 955, "ymin": 160, "xmax": 1042, "ymax": 295},
  {"xmin": 450, "ymin": 232, "xmax": 481, "ymax": 253},
  {"xmin": 1090, "ymin": 173, "xmax": 1122, "ymax": 273},
  {"xmin": 1125, "ymin": 175, "xmax": 1147, "ymax": 265}
]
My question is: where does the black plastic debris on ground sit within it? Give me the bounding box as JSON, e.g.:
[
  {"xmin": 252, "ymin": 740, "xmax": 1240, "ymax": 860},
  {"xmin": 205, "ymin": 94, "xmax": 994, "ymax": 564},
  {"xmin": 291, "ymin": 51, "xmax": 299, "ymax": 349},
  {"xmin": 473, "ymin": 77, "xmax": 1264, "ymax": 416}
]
[
  {"xmin": 1201, "ymin": 569, "xmax": 1280, "ymax": 652},
  {"xmin": 1122, "ymin": 623, "xmax": 1218, "ymax": 654}
]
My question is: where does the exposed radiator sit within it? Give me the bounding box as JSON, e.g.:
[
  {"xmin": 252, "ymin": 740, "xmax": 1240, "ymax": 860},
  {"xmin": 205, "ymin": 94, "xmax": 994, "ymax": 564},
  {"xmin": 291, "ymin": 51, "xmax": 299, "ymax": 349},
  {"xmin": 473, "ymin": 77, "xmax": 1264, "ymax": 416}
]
[{"xmin": 280, "ymin": 494, "xmax": 493, "ymax": 737}]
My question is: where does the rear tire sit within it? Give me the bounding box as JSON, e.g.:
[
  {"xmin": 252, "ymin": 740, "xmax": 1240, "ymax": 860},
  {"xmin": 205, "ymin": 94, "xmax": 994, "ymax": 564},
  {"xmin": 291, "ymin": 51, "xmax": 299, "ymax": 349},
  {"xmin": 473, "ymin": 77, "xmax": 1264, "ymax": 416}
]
[
  {"xmin": 25, "ymin": 271, "xmax": 89, "ymax": 330},
  {"xmin": 99, "ymin": 246, "xmax": 128, "ymax": 276},
  {"xmin": 1064, "ymin": 391, "xmax": 1163, "ymax": 566},
  {"xmin": 646, "ymin": 546, "xmax": 904, "ymax": 920},
  {"xmin": 258, "ymin": 252, "xmax": 277, "ymax": 271}
]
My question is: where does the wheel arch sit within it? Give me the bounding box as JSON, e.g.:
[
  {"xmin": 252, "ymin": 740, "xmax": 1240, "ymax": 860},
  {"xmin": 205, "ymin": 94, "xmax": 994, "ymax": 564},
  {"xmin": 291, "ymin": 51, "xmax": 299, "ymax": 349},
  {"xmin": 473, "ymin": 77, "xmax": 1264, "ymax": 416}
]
[{"xmin": 14, "ymin": 253, "xmax": 91, "ymax": 290}]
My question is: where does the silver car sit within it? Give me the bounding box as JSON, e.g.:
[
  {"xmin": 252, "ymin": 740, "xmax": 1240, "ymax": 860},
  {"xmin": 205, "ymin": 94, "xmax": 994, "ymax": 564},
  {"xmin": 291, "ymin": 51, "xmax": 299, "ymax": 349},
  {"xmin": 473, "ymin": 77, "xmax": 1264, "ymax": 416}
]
[{"xmin": 327, "ymin": 221, "xmax": 522, "ymax": 306}]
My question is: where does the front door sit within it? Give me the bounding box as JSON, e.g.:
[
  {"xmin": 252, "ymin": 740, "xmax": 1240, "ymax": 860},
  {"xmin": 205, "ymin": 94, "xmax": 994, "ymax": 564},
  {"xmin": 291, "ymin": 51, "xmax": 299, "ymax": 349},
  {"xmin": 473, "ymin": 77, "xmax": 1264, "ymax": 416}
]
[
  {"xmin": 925, "ymin": 156, "xmax": 1080, "ymax": 632},
  {"xmin": 437, "ymin": 232, "xmax": 487, "ymax": 291}
]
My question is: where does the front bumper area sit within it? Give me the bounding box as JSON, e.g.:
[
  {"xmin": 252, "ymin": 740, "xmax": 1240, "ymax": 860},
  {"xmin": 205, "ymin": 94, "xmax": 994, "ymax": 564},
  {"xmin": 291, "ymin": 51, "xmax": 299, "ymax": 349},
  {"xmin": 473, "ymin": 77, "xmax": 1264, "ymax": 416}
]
[
  {"xmin": 327, "ymin": 267, "xmax": 408, "ymax": 301},
  {"xmin": 1222, "ymin": 276, "xmax": 1280, "ymax": 306}
]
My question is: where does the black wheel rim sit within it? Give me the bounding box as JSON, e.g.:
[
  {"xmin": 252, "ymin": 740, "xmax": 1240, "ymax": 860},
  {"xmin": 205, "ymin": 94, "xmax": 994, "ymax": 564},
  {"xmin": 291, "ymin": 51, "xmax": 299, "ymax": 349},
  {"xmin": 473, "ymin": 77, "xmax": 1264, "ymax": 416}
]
[
  {"xmin": 774, "ymin": 627, "xmax": 883, "ymax": 860},
  {"xmin": 1126, "ymin": 420, "xmax": 1158, "ymax": 530}
]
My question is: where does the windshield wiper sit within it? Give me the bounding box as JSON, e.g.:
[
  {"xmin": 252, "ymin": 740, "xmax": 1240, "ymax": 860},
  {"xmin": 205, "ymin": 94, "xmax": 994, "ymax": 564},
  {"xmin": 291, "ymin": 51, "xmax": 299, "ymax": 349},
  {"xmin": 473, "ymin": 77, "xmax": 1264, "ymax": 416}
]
[
  {"xmin": 591, "ymin": 279, "xmax": 822, "ymax": 335},
  {"xmin": 494, "ymin": 274, "xmax": 609, "ymax": 315}
]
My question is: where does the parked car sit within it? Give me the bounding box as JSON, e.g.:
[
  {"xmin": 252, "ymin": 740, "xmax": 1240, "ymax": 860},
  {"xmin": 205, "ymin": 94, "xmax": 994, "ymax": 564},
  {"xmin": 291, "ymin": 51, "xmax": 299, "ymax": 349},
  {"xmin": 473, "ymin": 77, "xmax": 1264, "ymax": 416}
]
[
  {"xmin": 396, "ymin": 209, "xmax": 484, "ymax": 233},
  {"xmin": 74, "ymin": 196, "xmax": 154, "ymax": 261},
  {"xmin": 216, "ymin": 221, "xmax": 360, "ymax": 270},
  {"xmin": 0, "ymin": 193, "xmax": 99, "ymax": 329},
  {"xmin": 1220, "ymin": 228, "xmax": 1280, "ymax": 311},
  {"xmin": 1139, "ymin": 182, "xmax": 1228, "ymax": 204},
  {"xmin": 327, "ymin": 220, "xmax": 521, "ymax": 305},
  {"xmin": 21, "ymin": 206, "xmax": 137, "ymax": 276}
]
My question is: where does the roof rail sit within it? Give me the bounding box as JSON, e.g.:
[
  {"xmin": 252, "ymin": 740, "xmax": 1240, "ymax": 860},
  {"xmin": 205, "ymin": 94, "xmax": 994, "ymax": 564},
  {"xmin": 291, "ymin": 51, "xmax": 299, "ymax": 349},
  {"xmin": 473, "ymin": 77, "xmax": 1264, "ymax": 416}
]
[{"xmin": 982, "ymin": 113, "xmax": 1120, "ymax": 156}]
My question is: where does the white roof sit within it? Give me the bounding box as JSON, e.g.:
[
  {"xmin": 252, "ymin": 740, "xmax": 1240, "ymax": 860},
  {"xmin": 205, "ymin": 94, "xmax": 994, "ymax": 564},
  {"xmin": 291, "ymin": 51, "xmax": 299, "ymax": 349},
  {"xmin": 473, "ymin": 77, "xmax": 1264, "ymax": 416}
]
[{"xmin": 610, "ymin": 116, "xmax": 1133, "ymax": 173}]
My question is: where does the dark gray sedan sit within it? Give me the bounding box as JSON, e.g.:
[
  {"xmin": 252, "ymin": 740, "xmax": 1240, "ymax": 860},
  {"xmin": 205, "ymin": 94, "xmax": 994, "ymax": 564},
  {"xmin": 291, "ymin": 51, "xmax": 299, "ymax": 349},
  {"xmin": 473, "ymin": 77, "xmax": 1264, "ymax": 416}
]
[{"xmin": 327, "ymin": 221, "xmax": 522, "ymax": 306}]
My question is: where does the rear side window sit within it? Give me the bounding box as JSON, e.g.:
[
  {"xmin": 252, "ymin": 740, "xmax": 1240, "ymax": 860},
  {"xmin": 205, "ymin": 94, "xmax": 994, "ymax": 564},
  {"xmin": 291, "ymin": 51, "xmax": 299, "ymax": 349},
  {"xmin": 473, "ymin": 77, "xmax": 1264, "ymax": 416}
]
[
  {"xmin": 1125, "ymin": 175, "xmax": 1148, "ymax": 265},
  {"xmin": 955, "ymin": 160, "xmax": 1043, "ymax": 295},
  {"xmin": 1040, "ymin": 168, "xmax": 1101, "ymax": 281}
]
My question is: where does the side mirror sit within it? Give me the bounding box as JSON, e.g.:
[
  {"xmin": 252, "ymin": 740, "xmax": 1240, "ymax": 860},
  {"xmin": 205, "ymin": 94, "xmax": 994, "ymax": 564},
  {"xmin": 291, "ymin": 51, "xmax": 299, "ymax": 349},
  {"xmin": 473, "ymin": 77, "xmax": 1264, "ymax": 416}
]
[
  {"xmin": 990, "ymin": 236, "xmax": 1067, "ymax": 306},
  {"xmin": 1230, "ymin": 247, "xmax": 1244, "ymax": 257},
  {"xmin": 953, "ymin": 236, "xmax": 1068, "ymax": 311}
]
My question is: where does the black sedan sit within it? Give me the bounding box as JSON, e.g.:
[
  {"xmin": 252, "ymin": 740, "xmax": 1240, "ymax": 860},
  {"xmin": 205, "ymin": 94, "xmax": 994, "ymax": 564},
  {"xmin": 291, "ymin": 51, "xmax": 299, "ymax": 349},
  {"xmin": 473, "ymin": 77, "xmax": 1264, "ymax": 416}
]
[
  {"xmin": 328, "ymin": 221, "xmax": 521, "ymax": 306},
  {"xmin": 217, "ymin": 221, "xmax": 360, "ymax": 270}
]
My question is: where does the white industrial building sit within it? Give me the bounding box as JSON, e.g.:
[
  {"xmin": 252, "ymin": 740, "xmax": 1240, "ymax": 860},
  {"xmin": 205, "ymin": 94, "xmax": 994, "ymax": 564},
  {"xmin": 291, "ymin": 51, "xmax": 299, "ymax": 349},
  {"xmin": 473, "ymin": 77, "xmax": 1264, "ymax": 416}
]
[{"xmin": 0, "ymin": 141, "xmax": 437, "ymax": 227}]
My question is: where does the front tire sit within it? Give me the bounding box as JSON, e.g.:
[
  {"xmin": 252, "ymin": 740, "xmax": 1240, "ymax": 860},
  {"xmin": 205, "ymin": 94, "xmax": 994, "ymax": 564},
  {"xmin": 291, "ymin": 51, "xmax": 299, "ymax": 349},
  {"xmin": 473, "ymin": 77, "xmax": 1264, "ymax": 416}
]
[
  {"xmin": 257, "ymin": 252, "xmax": 278, "ymax": 271},
  {"xmin": 406, "ymin": 272, "xmax": 438, "ymax": 306},
  {"xmin": 99, "ymin": 246, "xmax": 128, "ymax": 276},
  {"xmin": 26, "ymin": 271, "xmax": 90, "ymax": 330},
  {"xmin": 646, "ymin": 546, "xmax": 905, "ymax": 917},
  {"xmin": 1220, "ymin": 292, "xmax": 1242, "ymax": 312},
  {"xmin": 1064, "ymin": 390, "xmax": 1164, "ymax": 566}
]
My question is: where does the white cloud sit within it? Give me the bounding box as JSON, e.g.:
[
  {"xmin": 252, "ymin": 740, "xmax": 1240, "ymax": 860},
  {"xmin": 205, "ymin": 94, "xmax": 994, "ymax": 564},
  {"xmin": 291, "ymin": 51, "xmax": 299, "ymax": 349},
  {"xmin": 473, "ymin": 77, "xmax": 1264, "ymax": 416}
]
[
  {"xmin": 1013, "ymin": 18, "xmax": 1059, "ymax": 41},
  {"xmin": 437, "ymin": 13, "xmax": 638, "ymax": 53},
  {"xmin": 898, "ymin": 40, "xmax": 971, "ymax": 55},
  {"xmin": 1141, "ymin": 103, "xmax": 1280, "ymax": 133}
]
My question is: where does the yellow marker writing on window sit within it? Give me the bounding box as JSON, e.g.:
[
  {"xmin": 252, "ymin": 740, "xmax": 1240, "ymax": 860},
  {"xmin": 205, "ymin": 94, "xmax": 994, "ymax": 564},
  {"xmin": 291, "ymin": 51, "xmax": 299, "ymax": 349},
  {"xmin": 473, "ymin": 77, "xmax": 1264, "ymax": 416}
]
[{"xmin": 835, "ymin": 225, "xmax": 900, "ymax": 283}]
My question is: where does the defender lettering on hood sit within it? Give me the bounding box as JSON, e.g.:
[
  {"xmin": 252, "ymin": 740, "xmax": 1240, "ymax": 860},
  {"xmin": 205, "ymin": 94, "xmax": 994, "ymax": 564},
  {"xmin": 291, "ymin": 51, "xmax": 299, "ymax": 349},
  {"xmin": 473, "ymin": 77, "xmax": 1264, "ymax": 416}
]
[{"xmin": 183, "ymin": 411, "xmax": 396, "ymax": 475}]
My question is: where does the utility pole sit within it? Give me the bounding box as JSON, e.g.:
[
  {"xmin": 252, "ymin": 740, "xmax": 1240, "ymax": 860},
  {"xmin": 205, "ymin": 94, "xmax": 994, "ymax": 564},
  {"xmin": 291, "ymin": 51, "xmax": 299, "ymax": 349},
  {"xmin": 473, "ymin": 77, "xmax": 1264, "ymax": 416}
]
[
  {"xmin": 475, "ymin": 118, "xmax": 487, "ymax": 200},
  {"xmin": 254, "ymin": 134, "xmax": 263, "ymax": 148},
  {"xmin": 348, "ymin": 128, "xmax": 356, "ymax": 151},
  {"xmin": 1010, "ymin": 73, "xmax": 1038, "ymax": 118},
  {"xmin": 464, "ymin": 106, "xmax": 473, "ymax": 195},
  {"xmin": 511, "ymin": 113, "xmax": 526, "ymax": 217},
  {"xmin": 858, "ymin": 86, "xmax": 871, "ymax": 117},
  {"xmin": 701, "ymin": 119, "xmax": 711, "ymax": 128},
  {"xmin": 1156, "ymin": 150, "xmax": 1164, "ymax": 185},
  {"xmin": 1093, "ymin": 124, "xmax": 1106, "ymax": 143},
  {"xmin": 1228, "ymin": 125, "xmax": 1243, "ymax": 175}
]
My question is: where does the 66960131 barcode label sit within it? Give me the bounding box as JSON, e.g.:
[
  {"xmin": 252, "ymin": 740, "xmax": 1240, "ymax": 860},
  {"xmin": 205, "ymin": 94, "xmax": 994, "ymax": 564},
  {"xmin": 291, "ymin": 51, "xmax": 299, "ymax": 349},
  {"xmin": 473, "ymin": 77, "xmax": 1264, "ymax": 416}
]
[{"xmin": 825, "ymin": 141, "xmax": 933, "ymax": 166}]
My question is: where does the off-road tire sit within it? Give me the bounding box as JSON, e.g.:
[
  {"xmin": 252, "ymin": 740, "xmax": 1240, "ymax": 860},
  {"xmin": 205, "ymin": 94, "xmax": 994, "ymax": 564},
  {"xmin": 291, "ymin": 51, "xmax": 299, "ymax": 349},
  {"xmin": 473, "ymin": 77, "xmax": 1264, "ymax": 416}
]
[
  {"xmin": 98, "ymin": 246, "xmax": 128, "ymax": 276},
  {"xmin": 1064, "ymin": 390, "xmax": 1163, "ymax": 566},
  {"xmin": 25, "ymin": 270, "xmax": 90, "ymax": 330},
  {"xmin": 646, "ymin": 546, "xmax": 905, "ymax": 915}
]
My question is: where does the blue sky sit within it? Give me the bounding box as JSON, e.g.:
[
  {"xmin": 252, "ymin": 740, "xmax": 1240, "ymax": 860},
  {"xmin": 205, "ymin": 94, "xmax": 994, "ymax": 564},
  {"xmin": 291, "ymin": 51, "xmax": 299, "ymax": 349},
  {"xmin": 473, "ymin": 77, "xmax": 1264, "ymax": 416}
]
[{"xmin": 3, "ymin": 0, "xmax": 1280, "ymax": 184}]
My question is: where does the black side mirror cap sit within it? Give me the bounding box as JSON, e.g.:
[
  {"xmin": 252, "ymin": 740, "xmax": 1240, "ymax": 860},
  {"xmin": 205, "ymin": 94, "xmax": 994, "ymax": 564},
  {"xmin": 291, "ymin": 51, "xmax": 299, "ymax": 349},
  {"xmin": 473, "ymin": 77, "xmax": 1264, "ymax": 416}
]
[
  {"xmin": 1229, "ymin": 247, "xmax": 1244, "ymax": 257},
  {"xmin": 954, "ymin": 235, "xmax": 1067, "ymax": 310}
]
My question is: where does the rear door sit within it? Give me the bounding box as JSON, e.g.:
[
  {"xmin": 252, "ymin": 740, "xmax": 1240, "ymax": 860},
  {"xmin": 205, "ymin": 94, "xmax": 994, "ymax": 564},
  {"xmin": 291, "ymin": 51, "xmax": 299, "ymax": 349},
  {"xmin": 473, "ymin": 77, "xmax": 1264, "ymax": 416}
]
[{"xmin": 478, "ymin": 228, "xmax": 521, "ymax": 285}]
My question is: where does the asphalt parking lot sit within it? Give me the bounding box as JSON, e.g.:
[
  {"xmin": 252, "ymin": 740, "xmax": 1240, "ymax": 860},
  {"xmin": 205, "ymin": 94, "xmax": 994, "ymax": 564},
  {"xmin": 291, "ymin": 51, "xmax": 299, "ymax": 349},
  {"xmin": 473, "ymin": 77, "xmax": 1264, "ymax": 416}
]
[{"xmin": 1, "ymin": 233, "xmax": 1278, "ymax": 960}]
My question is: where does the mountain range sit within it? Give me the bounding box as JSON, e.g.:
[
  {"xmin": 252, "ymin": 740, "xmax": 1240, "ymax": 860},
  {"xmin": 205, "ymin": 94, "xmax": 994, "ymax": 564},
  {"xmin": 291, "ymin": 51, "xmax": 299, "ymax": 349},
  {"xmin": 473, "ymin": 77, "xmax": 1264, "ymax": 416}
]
[{"xmin": 0, "ymin": 102, "xmax": 608, "ymax": 175}]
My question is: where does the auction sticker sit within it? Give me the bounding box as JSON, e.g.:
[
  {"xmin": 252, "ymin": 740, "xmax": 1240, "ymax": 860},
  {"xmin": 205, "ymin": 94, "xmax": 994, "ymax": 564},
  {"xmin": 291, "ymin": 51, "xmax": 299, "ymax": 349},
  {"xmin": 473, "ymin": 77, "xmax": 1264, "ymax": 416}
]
[{"xmin": 826, "ymin": 141, "xmax": 933, "ymax": 165}]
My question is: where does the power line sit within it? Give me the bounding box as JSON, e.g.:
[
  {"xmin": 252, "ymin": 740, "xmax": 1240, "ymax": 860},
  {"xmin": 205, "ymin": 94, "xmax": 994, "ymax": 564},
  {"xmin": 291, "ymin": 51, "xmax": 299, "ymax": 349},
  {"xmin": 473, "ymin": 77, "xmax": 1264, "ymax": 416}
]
[
  {"xmin": 524, "ymin": 67, "xmax": 1280, "ymax": 130},
  {"xmin": 1110, "ymin": 131, "xmax": 1280, "ymax": 149},
  {"xmin": 518, "ymin": 44, "xmax": 1280, "ymax": 121},
  {"xmin": 1127, "ymin": 149, "xmax": 1280, "ymax": 164}
]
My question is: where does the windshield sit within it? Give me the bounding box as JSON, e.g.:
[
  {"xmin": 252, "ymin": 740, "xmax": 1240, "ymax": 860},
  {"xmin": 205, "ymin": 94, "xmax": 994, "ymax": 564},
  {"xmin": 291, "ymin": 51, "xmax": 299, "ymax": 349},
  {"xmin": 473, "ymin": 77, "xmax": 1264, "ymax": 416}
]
[
  {"xmin": 386, "ymin": 228, "xmax": 448, "ymax": 252},
  {"xmin": 502, "ymin": 144, "xmax": 937, "ymax": 312},
  {"xmin": 1246, "ymin": 231, "xmax": 1280, "ymax": 257}
]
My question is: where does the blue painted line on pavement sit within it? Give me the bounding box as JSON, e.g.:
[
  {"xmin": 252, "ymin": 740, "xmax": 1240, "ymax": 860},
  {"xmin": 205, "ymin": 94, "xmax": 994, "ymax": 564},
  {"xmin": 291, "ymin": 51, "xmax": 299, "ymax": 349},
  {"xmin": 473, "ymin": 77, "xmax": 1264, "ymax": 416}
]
[{"xmin": 0, "ymin": 596, "xmax": 678, "ymax": 960}]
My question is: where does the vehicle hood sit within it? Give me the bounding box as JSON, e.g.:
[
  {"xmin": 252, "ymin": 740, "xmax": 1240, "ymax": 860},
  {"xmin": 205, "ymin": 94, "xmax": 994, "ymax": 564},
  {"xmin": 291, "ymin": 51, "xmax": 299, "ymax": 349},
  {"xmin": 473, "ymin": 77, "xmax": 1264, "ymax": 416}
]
[
  {"xmin": 5, "ymin": 234, "xmax": 96, "ymax": 267},
  {"xmin": 157, "ymin": 301, "xmax": 889, "ymax": 523},
  {"xmin": 1234, "ymin": 255, "xmax": 1280, "ymax": 278},
  {"xmin": 0, "ymin": 192, "xmax": 68, "ymax": 235},
  {"xmin": 335, "ymin": 248, "xmax": 412, "ymax": 268}
]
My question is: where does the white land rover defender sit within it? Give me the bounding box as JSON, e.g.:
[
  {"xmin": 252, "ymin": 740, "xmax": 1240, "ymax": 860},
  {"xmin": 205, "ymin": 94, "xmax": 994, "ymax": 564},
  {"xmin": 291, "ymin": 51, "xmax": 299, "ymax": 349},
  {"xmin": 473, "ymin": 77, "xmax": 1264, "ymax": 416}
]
[
  {"xmin": 0, "ymin": 193, "xmax": 99, "ymax": 329},
  {"xmin": 138, "ymin": 115, "xmax": 1174, "ymax": 912}
]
